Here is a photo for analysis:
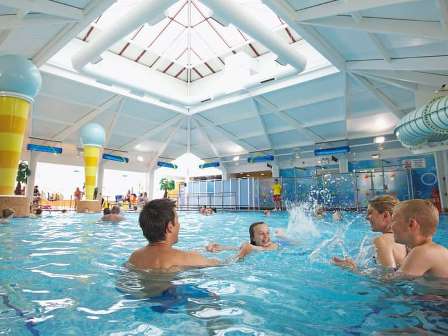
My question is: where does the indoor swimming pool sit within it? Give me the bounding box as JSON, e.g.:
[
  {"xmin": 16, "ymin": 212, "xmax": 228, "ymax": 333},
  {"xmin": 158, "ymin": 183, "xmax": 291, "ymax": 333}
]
[{"xmin": 1, "ymin": 210, "xmax": 447, "ymax": 335}]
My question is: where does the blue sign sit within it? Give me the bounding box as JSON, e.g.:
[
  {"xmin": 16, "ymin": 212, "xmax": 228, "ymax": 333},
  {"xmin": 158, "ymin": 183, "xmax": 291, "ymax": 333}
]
[
  {"xmin": 248, "ymin": 154, "xmax": 274, "ymax": 163},
  {"xmin": 314, "ymin": 146, "xmax": 350, "ymax": 156},
  {"xmin": 199, "ymin": 161, "xmax": 220, "ymax": 169},
  {"xmin": 27, "ymin": 144, "xmax": 62, "ymax": 154},
  {"xmin": 102, "ymin": 153, "xmax": 129, "ymax": 163},
  {"xmin": 157, "ymin": 161, "xmax": 178, "ymax": 169}
]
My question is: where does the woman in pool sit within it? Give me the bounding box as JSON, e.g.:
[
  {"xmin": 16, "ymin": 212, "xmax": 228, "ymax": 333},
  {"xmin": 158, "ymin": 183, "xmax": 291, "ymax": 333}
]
[{"xmin": 332, "ymin": 195, "xmax": 406, "ymax": 270}]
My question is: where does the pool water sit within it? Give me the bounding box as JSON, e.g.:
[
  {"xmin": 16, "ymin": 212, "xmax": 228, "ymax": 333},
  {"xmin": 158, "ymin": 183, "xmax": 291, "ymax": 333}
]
[{"xmin": 1, "ymin": 211, "xmax": 447, "ymax": 335}]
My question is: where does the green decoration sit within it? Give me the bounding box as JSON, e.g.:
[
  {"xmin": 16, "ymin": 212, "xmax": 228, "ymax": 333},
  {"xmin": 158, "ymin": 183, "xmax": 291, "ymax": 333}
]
[
  {"xmin": 159, "ymin": 178, "xmax": 175, "ymax": 198},
  {"xmin": 15, "ymin": 161, "xmax": 31, "ymax": 195}
]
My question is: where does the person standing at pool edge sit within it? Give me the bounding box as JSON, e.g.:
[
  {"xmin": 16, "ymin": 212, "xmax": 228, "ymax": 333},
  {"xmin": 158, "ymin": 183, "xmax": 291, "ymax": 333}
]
[
  {"xmin": 129, "ymin": 199, "xmax": 247, "ymax": 270},
  {"xmin": 272, "ymin": 179, "xmax": 282, "ymax": 211},
  {"xmin": 333, "ymin": 195, "xmax": 406, "ymax": 270},
  {"xmin": 391, "ymin": 199, "xmax": 448, "ymax": 278}
]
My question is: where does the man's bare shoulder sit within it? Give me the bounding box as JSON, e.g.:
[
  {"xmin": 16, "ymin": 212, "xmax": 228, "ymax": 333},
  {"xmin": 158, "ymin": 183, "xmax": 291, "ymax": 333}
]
[{"xmin": 374, "ymin": 234, "xmax": 393, "ymax": 248}]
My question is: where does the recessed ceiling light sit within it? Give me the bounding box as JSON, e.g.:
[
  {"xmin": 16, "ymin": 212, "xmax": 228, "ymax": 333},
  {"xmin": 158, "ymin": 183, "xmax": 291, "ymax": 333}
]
[
  {"xmin": 233, "ymin": 156, "xmax": 240, "ymax": 161},
  {"xmin": 137, "ymin": 155, "xmax": 144, "ymax": 162},
  {"xmin": 372, "ymin": 154, "xmax": 380, "ymax": 159},
  {"xmin": 374, "ymin": 136, "xmax": 385, "ymax": 144}
]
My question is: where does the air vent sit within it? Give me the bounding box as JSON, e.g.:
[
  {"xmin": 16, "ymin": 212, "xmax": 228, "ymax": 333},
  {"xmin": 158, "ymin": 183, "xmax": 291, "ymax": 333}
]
[{"xmin": 201, "ymin": 98, "xmax": 212, "ymax": 103}]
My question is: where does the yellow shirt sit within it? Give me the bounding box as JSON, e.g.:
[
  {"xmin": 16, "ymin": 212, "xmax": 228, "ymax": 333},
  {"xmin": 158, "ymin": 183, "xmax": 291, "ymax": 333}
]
[{"xmin": 272, "ymin": 183, "xmax": 282, "ymax": 196}]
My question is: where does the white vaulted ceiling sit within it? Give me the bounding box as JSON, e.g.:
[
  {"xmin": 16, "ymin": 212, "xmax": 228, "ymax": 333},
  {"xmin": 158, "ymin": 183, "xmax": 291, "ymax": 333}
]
[{"xmin": 0, "ymin": 0, "xmax": 447, "ymax": 166}]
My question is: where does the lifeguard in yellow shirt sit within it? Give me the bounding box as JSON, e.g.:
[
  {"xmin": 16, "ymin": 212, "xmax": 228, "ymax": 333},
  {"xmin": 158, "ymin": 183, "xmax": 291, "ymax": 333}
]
[{"xmin": 272, "ymin": 179, "xmax": 282, "ymax": 211}]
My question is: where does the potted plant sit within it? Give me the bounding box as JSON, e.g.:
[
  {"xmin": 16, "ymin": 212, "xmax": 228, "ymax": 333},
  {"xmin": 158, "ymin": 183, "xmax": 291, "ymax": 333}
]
[
  {"xmin": 15, "ymin": 161, "xmax": 31, "ymax": 195},
  {"xmin": 159, "ymin": 178, "xmax": 175, "ymax": 198}
]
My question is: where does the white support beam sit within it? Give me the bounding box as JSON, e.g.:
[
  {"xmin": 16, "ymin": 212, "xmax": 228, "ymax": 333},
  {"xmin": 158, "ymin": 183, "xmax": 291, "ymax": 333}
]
[
  {"xmin": 1, "ymin": 0, "xmax": 84, "ymax": 20},
  {"xmin": 352, "ymin": 71, "xmax": 418, "ymax": 91},
  {"xmin": 104, "ymin": 98, "xmax": 125, "ymax": 146},
  {"xmin": 121, "ymin": 114, "xmax": 185, "ymax": 150},
  {"xmin": 0, "ymin": 9, "xmax": 28, "ymax": 46},
  {"xmin": 437, "ymin": 0, "xmax": 448, "ymax": 31},
  {"xmin": 252, "ymin": 98, "xmax": 273, "ymax": 149},
  {"xmin": 52, "ymin": 94, "xmax": 122, "ymax": 141},
  {"xmin": 262, "ymin": 0, "xmax": 346, "ymax": 70},
  {"xmin": 147, "ymin": 119, "xmax": 184, "ymax": 170},
  {"xmin": 254, "ymin": 96, "xmax": 325, "ymax": 142},
  {"xmin": 344, "ymin": 72, "xmax": 350, "ymax": 139},
  {"xmin": 0, "ymin": 13, "xmax": 75, "ymax": 30},
  {"xmin": 33, "ymin": 0, "xmax": 115, "ymax": 67},
  {"xmin": 350, "ymin": 73, "xmax": 406, "ymax": 119},
  {"xmin": 354, "ymin": 70, "xmax": 447, "ymax": 88},
  {"xmin": 296, "ymin": 0, "xmax": 420, "ymax": 22},
  {"xmin": 193, "ymin": 118, "xmax": 221, "ymax": 158},
  {"xmin": 350, "ymin": 9, "xmax": 391, "ymax": 62},
  {"xmin": 187, "ymin": 117, "xmax": 191, "ymax": 153},
  {"xmin": 303, "ymin": 16, "xmax": 448, "ymax": 40},
  {"xmin": 347, "ymin": 56, "xmax": 448, "ymax": 72},
  {"xmin": 193, "ymin": 115, "xmax": 256, "ymax": 153}
]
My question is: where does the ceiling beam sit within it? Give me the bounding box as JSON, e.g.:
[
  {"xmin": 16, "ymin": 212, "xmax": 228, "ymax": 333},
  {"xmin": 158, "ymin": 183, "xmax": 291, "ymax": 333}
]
[
  {"xmin": 0, "ymin": 13, "xmax": 75, "ymax": 30},
  {"xmin": 352, "ymin": 71, "xmax": 418, "ymax": 91},
  {"xmin": 147, "ymin": 119, "xmax": 184, "ymax": 170},
  {"xmin": 354, "ymin": 70, "xmax": 447, "ymax": 88},
  {"xmin": 262, "ymin": 0, "xmax": 346, "ymax": 70},
  {"xmin": 351, "ymin": 12, "xmax": 391, "ymax": 62},
  {"xmin": 120, "ymin": 114, "xmax": 185, "ymax": 150},
  {"xmin": 33, "ymin": 0, "xmax": 115, "ymax": 67},
  {"xmin": 193, "ymin": 115, "xmax": 256, "ymax": 153},
  {"xmin": 52, "ymin": 94, "xmax": 122, "ymax": 141},
  {"xmin": 254, "ymin": 96, "xmax": 326, "ymax": 142},
  {"xmin": 347, "ymin": 56, "xmax": 448, "ymax": 72},
  {"xmin": 1, "ymin": 0, "xmax": 84, "ymax": 20},
  {"xmin": 350, "ymin": 73, "xmax": 406, "ymax": 119},
  {"xmin": 344, "ymin": 72, "xmax": 350, "ymax": 139},
  {"xmin": 302, "ymin": 16, "xmax": 448, "ymax": 40},
  {"xmin": 437, "ymin": 0, "xmax": 448, "ymax": 31},
  {"xmin": 0, "ymin": 9, "xmax": 28, "ymax": 47},
  {"xmin": 295, "ymin": 0, "xmax": 420, "ymax": 22},
  {"xmin": 252, "ymin": 99, "xmax": 273, "ymax": 149},
  {"xmin": 193, "ymin": 118, "xmax": 221, "ymax": 158},
  {"xmin": 105, "ymin": 98, "xmax": 125, "ymax": 146}
]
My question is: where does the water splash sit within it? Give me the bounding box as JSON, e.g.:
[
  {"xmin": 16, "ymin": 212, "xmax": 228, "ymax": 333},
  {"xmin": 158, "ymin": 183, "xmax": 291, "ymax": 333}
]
[
  {"xmin": 308, "ymin": 217, "xmax": 354, "ymax": 263},
  {"xmin": 285, "ymin": 202, "xmax": 320, "ymax": 239}
]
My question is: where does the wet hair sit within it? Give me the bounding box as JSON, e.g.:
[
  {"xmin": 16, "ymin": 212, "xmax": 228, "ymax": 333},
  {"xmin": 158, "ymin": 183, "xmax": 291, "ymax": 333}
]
[
  {"xmin": 2, "ymin": 208, "xmax": 14, "ymax": 218},
  {"xmin": 139, "ymin": 198, "xmax": 176, "ymax": 243},
  {"xmin": 395, "ymin": 199, "xmax": 439, "ymax": 237},
  {"xmin": 35, "ymin": 208, "xmax": 42, "ymax": 215},
  {"xmin": 111, "ymin": 205, "xmax": 120, "ymax": 214},
  {"xmin": 103, "ymin": 208, "xmax": 111, "ymax": 215},
  {"xmin": 368, "ymin": 195, "xmax": 399, "ymax": 216},
  {"xmin": 249, "ymin": 221, "xmax": 265, "ymax": 245}
]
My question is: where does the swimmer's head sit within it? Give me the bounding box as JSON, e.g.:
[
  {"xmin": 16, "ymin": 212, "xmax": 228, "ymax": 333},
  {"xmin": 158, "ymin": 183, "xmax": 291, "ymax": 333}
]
[
  {"xmin": 34, "ymin": 208, "xmax": 42, "ymax": 215},
  {"xmin": 103, "ymin": 208, "xmax": 111, "ymax": 215},
  {"xmin": 2, "ymin": 208, "xmax": 14, "ymax": 218},
  {"xmin": 139, "ymin": 198, "xmax": 178, "ymax": 244},
  {"xmin": 367, "ymin": 195, "xmax": 399, "ymax": 233},
  {"xmin": 392, "ymin": 199, "xmax": 439, "ymax": 245},
  {"xmin": 111, "ymin": 205, "xmax": 120, "ymax": 214},
  {"xmin": 249, "ymin": 222, "xmax": 271, "ymax": 247}
]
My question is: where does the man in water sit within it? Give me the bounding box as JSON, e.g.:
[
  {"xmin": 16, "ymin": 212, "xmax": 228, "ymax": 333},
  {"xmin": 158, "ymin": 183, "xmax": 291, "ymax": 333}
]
[
  {"xmin": 0, "ymin": 208, "xmax": 15, "ymax": 224},
  {"xmin": 102, "ymin": 205, "xmax": 125, "ymax": 222},
  {"xmin": 391, "ymin": 199, "xmax": 448, "ymax": 278},
  {"xmin": 206, "ymin": 221, "xmax": 278, "ymax": 255},
  {"xmin": 272, "ymin": 179, "xmax": 282, "ymax": 211},
  {"xmin": 129, "ymin": 199, "xmax": 247, "ymax": 270},
  {"xmin": 332, "ymin": 195, "xmax": 406, "ymax": 270}
]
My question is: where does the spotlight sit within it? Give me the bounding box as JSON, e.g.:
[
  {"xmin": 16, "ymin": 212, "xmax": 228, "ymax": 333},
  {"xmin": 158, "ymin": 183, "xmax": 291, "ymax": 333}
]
[
  {"xmin": 233, "ymin": 156, "xmax": 240, "ymax": 161},
  {"xmin": 374, "ymin": 136, "xmax": 385, "ymax": 144},
  {"xmin": 137, "ymin": 156, "xmax": 144, "ymax": 162}
]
